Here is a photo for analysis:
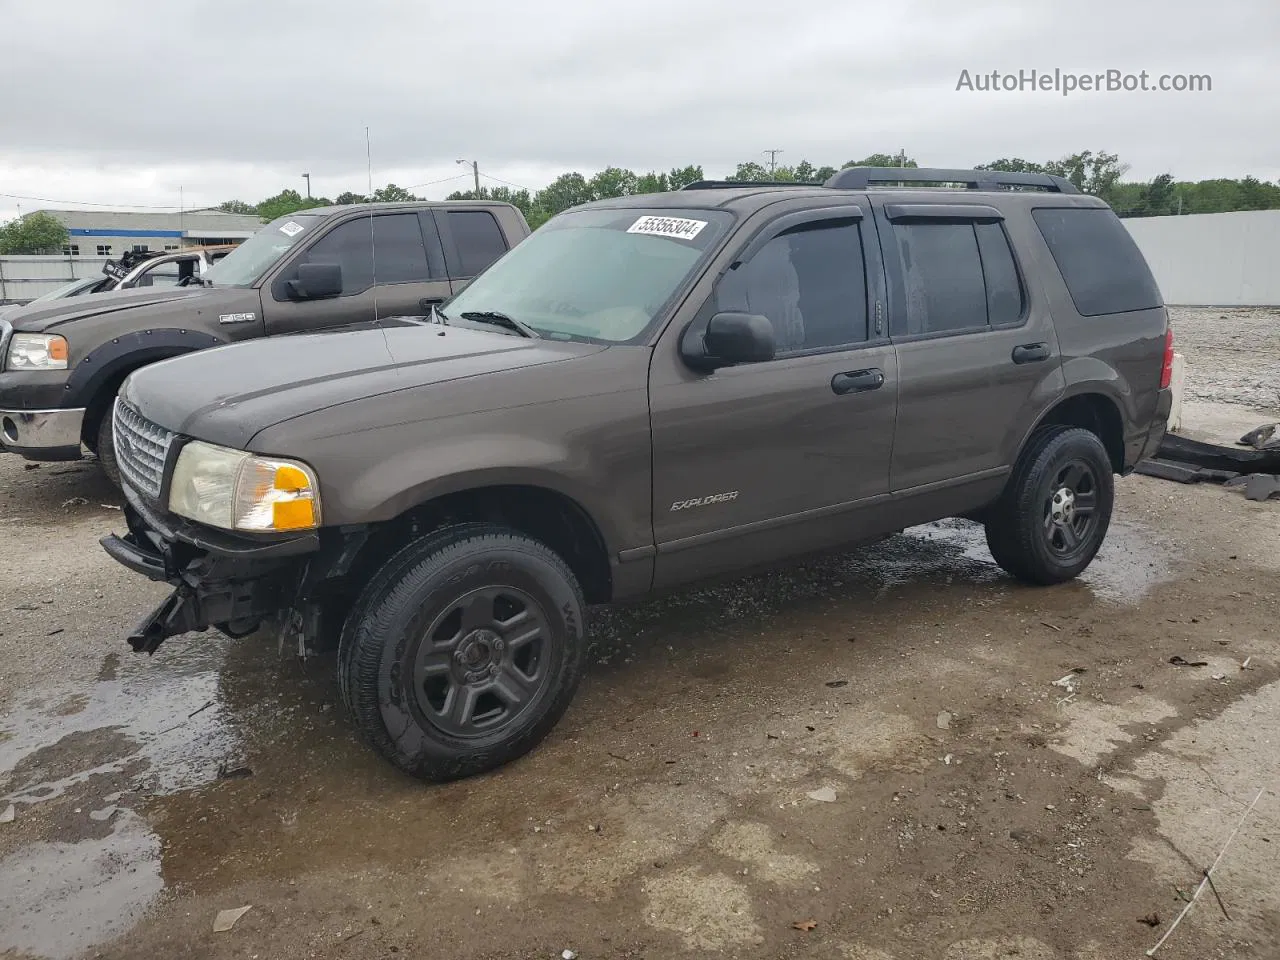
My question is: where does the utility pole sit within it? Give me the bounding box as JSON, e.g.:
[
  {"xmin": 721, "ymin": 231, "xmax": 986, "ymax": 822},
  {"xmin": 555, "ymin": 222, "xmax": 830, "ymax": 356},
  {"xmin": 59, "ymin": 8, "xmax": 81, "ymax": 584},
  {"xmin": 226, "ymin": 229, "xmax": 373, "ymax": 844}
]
[
  {"xmin": 896, "ymin": 149, "xmax": 907, "ymax": 167},
  {"xmin": 302, "ymin": 173, "xmax": 311, "ymax": 198},
  {"xmin": 457, "ymin": 159, "xmax": 480, "ymax": 194},
  {"xmin": 763, "ymin": 149, "xmax": 784, "ymax": 175}
]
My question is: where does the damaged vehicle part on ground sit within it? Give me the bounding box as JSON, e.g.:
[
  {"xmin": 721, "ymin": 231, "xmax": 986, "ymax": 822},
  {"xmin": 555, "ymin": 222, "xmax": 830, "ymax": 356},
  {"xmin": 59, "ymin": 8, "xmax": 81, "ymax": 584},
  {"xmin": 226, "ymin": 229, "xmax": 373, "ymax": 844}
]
[{"xmin": 101, "ymin": 167, "xmax": 1174, "ymax": 782}]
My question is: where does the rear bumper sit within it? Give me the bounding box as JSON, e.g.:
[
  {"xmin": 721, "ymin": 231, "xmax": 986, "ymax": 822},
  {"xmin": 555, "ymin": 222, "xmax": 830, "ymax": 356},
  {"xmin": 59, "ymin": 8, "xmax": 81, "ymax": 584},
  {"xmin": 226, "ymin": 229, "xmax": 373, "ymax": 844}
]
[
  {"xmin": 0, "ymin": 407, "xmax": 85, "ymax": 461},
  {"xmin": 101, "ymin": 490, "xmax": 318, "ymax": 652},
  {"xmin": 1134, "ymin": 388, "xmax": 1174, "ymax": 467}
]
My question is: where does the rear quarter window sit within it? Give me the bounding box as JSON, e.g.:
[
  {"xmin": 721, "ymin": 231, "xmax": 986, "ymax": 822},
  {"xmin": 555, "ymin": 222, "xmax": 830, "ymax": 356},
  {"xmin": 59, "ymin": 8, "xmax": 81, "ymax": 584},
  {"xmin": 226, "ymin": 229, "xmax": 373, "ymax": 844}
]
[{"xmin": 1032, "ymin": 207, "xmax": 1163, "ymax": 317}]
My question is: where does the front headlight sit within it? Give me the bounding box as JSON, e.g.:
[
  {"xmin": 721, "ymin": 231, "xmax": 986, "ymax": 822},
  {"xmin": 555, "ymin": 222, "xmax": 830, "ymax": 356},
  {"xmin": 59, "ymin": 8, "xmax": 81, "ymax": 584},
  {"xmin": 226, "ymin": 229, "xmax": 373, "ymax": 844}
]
[
  {"xmin": 7, "ymin": 333, "xmax": 68, "ymax": 370},
  {"xmin": 168, "ymin": 440, "xmax": 321, "ymax": 532}
]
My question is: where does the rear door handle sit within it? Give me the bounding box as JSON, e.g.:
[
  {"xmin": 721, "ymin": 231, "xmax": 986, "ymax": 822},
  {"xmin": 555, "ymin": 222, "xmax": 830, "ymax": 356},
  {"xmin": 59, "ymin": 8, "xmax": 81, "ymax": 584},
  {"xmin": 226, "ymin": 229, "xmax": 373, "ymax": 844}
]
[
  {"xmin": 1012, "ymin": 343, "xmax": 1050, "ymax": 364},
  {"xmin": 831, "ymin": 368, "xmax": 885, "ymax": 395}
]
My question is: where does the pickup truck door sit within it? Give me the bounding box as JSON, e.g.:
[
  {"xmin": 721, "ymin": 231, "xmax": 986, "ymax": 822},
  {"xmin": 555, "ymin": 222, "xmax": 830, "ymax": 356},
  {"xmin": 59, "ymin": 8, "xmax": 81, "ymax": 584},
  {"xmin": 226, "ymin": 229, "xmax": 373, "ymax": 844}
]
[
  {"xmin": 436, "ymin": 207, "xmax": 517, "ymax": 294},
  {"xmin": 648, "ymin": 207, "xmax": 899, "ymax": 588},
  {"xmin": 261, "ymin": 211, "xmax": 451, "ymax": 335}
]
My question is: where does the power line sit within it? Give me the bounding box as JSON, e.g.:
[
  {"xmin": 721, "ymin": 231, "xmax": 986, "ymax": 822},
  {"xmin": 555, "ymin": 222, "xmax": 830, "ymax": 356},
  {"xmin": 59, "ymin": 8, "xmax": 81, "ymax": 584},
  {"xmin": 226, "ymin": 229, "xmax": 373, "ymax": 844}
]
[
  {"xmin": 0, "ymin": 191, "xmax": 218, "ymax": 211},
  {"xmin": 763, "ymin": 149, "xmax": 784, "ymax": 174},
  {"xmin": 479, "ymin": 172, "xmax": 533, "ymax": 191},
  {"xmin": 405, "ymin": 173, "xmax": 471, "ymax": 190}
]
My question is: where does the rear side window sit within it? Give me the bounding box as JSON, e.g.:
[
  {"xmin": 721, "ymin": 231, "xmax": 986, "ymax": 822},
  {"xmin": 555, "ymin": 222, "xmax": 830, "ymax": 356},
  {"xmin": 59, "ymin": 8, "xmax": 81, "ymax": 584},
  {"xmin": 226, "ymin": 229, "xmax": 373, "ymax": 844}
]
[
  {"xmin": 1032, "ymin": 207, "xmax": 1163, "ymax": 316},
  {"xmin": 975, "ymin": 222, "xmax": 1024, "ymax": 326},
  {"xmin": 715, "ymin": 220, "xmax": 868, "ymax": 353},
  {"xmin": 892, "ymin": 222, "xmax": 987, "ymax": 335},
  {"xmin": 448, "ymin": 211, "xmax": 509, "ymax": 278}
]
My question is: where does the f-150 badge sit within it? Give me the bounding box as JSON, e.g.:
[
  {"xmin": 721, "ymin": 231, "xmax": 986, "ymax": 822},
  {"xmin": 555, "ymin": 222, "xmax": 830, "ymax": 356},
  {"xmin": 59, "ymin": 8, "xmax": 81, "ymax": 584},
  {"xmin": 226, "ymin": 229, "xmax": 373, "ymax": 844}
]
[{"xmin": 218, "ymin": 312, "xmax": 256, "ymax": 324}]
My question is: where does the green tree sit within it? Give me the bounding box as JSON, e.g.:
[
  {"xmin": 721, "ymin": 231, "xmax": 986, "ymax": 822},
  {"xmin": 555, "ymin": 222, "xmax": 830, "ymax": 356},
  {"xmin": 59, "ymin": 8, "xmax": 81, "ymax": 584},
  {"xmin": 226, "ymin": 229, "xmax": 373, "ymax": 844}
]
[
  {"xmin": 535, "ymin": 173, "xmax": 592, "ymax": 216},
  {"xmin": 371, "ymin": 183, "xmax": 417, "ymax": 203},
  {"xmin": 666, "ymin": 165, "xmax": 705, "ymax": 190},
  {"xmin": 843, "ymin": 153, "xmax": 918, "ymax": 169},
  {"xmin": 256, "ymin": 189, "xmax": 328, "ymax": 221},
  {"xmin": 975, "ymin": 158, "xmax": 1047, "ymax": 173},
  {"xmin": 588, "ymin": 167, "xmax": 640, "ymax": 200},
  {"xmin": 1044, "ymin": 150, "xmax": 1128, "ymax": 199},
  {"xmin": 726, "ymin": 161, "xmax": 772, "ymax": 181},
  {"xmin": 217, "ymin": 199, "xmax": 257, "ymax": 215},
  {"xmin": 0, "ymin": 212, "xmax": 69, "ymax": 254},
  {"xmin": 334, "ymin": 191, "xmax": 368, "ymax": 205}
]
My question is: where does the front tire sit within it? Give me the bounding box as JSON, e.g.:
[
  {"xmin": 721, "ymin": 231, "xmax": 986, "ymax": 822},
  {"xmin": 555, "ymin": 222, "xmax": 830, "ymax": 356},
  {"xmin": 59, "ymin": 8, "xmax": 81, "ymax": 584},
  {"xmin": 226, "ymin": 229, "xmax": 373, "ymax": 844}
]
[
  {"xmin": 96, "ymin": 407, "xmax": 122, "ymax": 488},
  {"xmin": 338, "ymin": 524, "xmax": 586, "ymax": 782},
  {"xmin": 984, "ymin": 426, "xmax": 1114, "ymax": 585}
]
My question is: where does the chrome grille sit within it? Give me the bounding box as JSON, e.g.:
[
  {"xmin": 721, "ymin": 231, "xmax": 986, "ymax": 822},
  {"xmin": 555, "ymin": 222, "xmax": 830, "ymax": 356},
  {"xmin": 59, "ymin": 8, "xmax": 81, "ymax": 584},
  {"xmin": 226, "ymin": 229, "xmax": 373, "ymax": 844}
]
[{"xmin": 112, "ymin": 399, "xmax": 174, "ymax": 501}]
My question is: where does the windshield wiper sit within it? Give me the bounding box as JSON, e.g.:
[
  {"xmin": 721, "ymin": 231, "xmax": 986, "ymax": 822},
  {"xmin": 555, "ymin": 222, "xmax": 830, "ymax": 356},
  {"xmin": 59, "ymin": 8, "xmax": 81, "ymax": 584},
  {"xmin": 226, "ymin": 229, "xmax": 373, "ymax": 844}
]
[{"xmin": 459, "ymin": 310, "xmax": 540, "ymax": 339}]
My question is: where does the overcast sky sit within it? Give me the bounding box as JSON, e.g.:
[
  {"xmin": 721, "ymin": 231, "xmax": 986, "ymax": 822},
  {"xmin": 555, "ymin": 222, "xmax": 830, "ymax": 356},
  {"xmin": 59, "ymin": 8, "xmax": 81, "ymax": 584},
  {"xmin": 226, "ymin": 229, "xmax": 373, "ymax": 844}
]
[{"xmin": 1, "ymin": 0, "xmax": 1276, "ymax": 222}]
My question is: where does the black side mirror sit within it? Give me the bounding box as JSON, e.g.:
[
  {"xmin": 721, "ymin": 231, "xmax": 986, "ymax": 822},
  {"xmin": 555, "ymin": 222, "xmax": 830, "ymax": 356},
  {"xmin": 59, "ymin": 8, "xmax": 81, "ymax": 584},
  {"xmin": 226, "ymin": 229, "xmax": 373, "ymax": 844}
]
[
  {"xmin": 288, "ymin": 262, "xmax": 343, "ymax": 300},
  {"xmin": 682, "ymin": 312, "xmax": 776, "ymax": 370}
]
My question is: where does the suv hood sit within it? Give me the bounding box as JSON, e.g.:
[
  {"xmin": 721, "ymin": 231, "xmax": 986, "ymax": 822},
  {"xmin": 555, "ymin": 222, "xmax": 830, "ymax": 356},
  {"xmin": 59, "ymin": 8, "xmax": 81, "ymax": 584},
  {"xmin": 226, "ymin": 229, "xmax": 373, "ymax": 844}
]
[
  {"xmin": 7, "ymin": 285, "xmax": 213, "ymax": 332},
  {"xmin": 121, "ymin": 323, "xmax": 606, "ymax": 450}
]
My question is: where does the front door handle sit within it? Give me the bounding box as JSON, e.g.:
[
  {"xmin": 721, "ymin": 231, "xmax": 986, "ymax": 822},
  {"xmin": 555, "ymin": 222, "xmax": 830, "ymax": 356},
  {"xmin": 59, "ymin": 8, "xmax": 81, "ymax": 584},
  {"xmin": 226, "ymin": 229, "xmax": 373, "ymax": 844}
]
[
  {"xmin": 1012, "ymin": 342, "xmax": 1050, "ymax": 364},
  {"xmin": 831, "ymin": 368, "xmax": 885, "ymax": 395},
  {"xmin": 419, "ymin": 297, "xmax": 445, "ymax": 311}
]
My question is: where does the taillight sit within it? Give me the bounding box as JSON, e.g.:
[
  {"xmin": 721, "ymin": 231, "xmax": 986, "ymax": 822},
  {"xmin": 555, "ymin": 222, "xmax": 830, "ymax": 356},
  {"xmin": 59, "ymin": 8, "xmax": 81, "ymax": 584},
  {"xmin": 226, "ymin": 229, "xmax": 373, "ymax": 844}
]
[{"xmin": 1159, "ymin": 328, "xmax": 1175, "ymax": 389}]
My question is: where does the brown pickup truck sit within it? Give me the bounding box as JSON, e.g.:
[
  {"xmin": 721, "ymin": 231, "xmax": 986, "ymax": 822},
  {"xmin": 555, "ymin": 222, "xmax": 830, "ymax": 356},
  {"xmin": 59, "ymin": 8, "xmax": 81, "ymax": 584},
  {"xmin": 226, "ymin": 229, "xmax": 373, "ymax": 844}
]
[
  {"xmin": 100, "ymin": 167, "xmax": 1172, "ymax": 782},
  {"xmin": 0, "ymin": 200, "xmax": 530, "ymax": 483}
]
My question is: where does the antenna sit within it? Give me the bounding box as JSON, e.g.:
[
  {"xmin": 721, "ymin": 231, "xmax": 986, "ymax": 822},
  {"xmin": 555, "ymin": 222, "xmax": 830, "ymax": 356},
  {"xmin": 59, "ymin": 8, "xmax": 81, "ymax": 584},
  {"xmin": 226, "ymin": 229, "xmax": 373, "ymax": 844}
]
[{"xmin": 366, "ymin": 126, "xmax": 379, "ymax": 323}]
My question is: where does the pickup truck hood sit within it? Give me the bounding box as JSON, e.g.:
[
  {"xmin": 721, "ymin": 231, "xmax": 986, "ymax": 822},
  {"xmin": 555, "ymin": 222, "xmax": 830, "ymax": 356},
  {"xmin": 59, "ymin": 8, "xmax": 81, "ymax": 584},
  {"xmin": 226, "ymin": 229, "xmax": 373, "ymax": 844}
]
[
  {"xmin": 7, "ymin": 285, "xmax": 212, "ymax": 332},
  {"xmin": 121, "ymin": 323, "xmax": 606, "ymax": 449}
]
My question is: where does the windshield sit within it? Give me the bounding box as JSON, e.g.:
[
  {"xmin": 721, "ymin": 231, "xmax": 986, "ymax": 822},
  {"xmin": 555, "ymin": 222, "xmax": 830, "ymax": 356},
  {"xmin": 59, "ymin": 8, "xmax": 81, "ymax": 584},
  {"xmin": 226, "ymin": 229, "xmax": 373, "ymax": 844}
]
[
  {"xmin": 201, "ymin": 214, "xmax": 321, "ymax": 287},
  {"xmin": 443, "ymin": 208, "xmax": 733, "ymax": 343},
  {"xmin": 30, "ymin": 277, "xmax": 98, "ymax": 303}
]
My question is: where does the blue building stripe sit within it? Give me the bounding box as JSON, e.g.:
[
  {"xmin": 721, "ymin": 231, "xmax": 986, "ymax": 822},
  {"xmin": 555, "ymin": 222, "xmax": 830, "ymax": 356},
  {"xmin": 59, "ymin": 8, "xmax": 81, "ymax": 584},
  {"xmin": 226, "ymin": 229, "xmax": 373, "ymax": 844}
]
[{"xmin": 67, "ymin": 228, "xmax": 185, "ymax": 238}]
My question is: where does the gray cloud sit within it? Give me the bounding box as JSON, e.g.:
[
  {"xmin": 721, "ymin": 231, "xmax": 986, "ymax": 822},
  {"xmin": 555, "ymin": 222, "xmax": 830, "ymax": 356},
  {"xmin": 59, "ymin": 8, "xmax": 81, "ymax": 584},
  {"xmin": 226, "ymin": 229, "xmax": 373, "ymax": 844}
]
[{"xmin": 1, "ymin": 0, "xmax": 1276, "ymax": 218}]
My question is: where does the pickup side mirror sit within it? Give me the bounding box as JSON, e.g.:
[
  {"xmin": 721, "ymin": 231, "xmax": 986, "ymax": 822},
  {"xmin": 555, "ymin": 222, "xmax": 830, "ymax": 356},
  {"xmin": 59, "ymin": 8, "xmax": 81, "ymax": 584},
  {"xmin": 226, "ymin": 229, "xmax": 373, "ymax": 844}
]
[
  {"xmin": 288, "ymin": 262, "xmax": 343, "ymax": 300},
  {"xmin": 681, "ymin": 312, "xmax": 776, "ymax": 370}
]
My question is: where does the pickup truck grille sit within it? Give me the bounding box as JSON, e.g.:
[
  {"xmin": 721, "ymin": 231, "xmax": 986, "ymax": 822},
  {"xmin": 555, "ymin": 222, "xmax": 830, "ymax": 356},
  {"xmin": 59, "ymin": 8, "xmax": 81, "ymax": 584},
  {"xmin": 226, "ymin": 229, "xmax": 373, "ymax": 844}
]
[{"xmin": 112, "ymin": 399, "xmax": 174, "ymax": 502}]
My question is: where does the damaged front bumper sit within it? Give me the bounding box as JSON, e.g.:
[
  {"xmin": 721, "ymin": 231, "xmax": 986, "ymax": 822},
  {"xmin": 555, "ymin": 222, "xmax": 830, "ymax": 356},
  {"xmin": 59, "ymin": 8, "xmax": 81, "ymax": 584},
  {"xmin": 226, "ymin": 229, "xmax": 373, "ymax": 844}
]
[{"xmin": 100, "ymin": 489, "xmax": 319, "ymax": 653}]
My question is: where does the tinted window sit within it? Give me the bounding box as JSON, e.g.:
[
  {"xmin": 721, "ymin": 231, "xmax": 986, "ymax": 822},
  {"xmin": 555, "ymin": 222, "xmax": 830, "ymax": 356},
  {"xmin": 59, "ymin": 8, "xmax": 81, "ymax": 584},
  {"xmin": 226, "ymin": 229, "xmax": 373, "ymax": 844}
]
[
  {"xmin": 975, "ymin": 222, "xmax": 1024, "ymax": 325},
  {"xmin": 448, "ymin": 211, "xmax": 508, "ymax": 277},
  {"xmin": 299, "ymin": 214, "xmax": 428, "ymax": 295},
  {"xmin": 892, "ymin": 222, "xmax": 987, "ymax": 335},
  {"xmin": 1032, "ymin": 207, "xmax": 1163, "ymax": 316},
  {"xmin": 716, "ymin": 220, "xmax": 867, "ymax": 353}
]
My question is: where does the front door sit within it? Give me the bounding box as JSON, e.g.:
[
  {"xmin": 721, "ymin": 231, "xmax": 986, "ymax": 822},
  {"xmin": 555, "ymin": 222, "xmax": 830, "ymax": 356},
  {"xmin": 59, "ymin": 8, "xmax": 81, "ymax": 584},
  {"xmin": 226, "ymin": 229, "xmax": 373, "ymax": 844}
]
[
  {"xmin": 872, "ymin": 201, "xmax": 1061, "ymax": 494},
  {"xmin": 262, "ymin": 211, "xmax": 452, "ymax": 335},
  {"xmin": 649, "ymin": 208, "xmax": 899, "ymax": 587}
]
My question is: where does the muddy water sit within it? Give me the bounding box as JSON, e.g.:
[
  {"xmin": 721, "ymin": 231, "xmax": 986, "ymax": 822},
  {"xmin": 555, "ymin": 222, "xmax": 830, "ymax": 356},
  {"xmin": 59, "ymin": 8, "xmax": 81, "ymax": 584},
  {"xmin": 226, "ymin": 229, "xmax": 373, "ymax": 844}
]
[{"xmin": 0, "ymin": 512, "xmax": 1184, "ymax": 959}]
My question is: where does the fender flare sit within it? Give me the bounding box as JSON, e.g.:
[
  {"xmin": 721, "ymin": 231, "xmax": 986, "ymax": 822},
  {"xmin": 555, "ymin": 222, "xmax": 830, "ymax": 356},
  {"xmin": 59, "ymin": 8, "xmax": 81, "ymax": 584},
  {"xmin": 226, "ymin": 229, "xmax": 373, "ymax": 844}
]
[{"xmin": 64, "ymin": 328, "xmax": 226, "ymax": 412}]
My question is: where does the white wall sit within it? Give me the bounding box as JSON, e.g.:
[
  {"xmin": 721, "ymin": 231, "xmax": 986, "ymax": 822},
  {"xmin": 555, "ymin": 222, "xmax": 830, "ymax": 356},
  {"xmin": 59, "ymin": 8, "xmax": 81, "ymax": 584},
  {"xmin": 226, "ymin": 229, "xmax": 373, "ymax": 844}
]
[
  {"xmin": 0, "ymin": 256, "xmax": 110, "ymax": 303},
  {"xmin": 1123, "ymin": 209, "xmax": 1280, "ymax": 306}
]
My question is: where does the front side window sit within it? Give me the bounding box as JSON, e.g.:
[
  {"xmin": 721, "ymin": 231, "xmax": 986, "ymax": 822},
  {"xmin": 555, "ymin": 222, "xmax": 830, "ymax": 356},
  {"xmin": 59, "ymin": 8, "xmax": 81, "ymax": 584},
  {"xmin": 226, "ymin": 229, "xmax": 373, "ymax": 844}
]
[
  {"xmin": 715, "ymin": 220, "xmax": 867, "ymax": 354},
  {"xmin": 444, "ymin": 208, "xmax": 733, "ymax": 343},
  {"xmin": 289, "ymin": 214, "xmax": 430, "ymax": 296}
]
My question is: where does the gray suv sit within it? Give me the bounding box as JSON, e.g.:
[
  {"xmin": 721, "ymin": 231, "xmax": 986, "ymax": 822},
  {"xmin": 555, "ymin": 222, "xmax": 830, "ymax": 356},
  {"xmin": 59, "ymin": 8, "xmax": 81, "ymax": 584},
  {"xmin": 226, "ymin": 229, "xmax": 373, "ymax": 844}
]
[{"xmin": 101, "ymin": 167, "xmax": 1174, "ymax": 782}]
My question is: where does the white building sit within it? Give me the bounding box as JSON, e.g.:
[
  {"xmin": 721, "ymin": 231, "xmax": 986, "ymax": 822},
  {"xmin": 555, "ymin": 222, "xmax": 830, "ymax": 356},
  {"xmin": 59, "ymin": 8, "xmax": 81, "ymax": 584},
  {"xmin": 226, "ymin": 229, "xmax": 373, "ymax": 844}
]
[{"xmin": 38, "ymin": 208, "xmax": 264, "ymax": 259}]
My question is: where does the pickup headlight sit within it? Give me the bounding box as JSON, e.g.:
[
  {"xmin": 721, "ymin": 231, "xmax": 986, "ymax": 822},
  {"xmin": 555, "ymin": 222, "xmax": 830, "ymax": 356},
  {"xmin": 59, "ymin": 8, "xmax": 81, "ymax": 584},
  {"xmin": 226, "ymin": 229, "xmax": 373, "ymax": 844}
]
[
  {"xmin": 7, "ymin": 333, "xmax": 68, "ymax": 370},
  {"xmin": 167, "ymin": 440, "xmax": 321, "ymax": 532}
]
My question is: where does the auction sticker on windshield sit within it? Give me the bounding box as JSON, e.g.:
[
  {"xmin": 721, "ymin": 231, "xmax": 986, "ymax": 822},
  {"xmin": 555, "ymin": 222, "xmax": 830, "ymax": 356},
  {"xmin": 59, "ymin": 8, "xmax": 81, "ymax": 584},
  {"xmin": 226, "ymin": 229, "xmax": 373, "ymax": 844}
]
[
  {"xmin": 279, "ymin": 221, "xmax": 305, "ymax": 237},
  {"xmin": 627, "ymin": 215, "xmax": 707, "ymax": 241}
]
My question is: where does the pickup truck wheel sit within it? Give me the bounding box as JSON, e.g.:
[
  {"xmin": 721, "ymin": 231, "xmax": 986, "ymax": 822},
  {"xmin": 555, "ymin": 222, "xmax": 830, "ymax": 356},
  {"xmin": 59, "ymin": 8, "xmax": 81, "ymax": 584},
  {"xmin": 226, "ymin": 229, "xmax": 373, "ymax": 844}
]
[
  {"xmin": 338, "ymin": 524, "xmax": 586, "ymax": 782},
  {"xmin": 984, "ymin": 426, "xmax": 1114, "ymax": 585},
  {"xmin": 96, "ymin": 408, "xmax": 122, "ymax": 488}
]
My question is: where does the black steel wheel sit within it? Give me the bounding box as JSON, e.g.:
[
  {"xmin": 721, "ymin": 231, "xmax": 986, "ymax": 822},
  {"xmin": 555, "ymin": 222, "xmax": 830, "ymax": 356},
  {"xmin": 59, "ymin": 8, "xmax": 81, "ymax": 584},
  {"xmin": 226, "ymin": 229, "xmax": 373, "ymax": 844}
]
[
  {"xmin": 985, "ymin": 425, "xmax": 1115, "ymax": 585},
  {"xmin": 338, "ymin": 523, "xmax": 585, "ymax": 782}
]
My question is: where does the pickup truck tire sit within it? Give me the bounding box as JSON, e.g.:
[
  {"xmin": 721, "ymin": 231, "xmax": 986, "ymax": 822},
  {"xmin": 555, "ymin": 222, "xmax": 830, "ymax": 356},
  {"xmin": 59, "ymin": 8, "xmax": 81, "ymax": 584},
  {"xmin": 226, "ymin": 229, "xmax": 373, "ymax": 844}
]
[
  {"xmin": 96, "ymin": 407, "xmax": 122, "ymax": 488},
  {"xmin": 337, "ymin": 523, "xmax": 586, "ymax": 782},
  {"xmin": 984, "ymin": 425, "xmax": 1114, "ymax": 585}
]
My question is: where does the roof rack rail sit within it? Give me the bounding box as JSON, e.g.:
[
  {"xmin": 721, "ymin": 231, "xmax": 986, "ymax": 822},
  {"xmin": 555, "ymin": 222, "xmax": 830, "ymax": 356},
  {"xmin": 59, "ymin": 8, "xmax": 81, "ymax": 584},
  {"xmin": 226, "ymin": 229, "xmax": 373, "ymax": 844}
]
[
  {"xmin": 824, "ymin": 167, "xmax": 1078, "ymax": 194},
  {"xmin": 680, "ymin": 179, "xmax": 820, "ymax": 190}
]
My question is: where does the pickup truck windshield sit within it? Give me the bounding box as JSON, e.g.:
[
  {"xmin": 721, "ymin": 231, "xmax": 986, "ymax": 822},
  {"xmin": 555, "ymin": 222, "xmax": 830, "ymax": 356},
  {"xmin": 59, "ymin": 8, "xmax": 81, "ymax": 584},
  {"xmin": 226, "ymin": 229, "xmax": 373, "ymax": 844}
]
[
  {"xmin": 202, "ymin": 214, "xmax": 322, "ymax": 287},
  {"xmin": 444, "ymin": 208, "xmax": 732, "ymax": 343}
]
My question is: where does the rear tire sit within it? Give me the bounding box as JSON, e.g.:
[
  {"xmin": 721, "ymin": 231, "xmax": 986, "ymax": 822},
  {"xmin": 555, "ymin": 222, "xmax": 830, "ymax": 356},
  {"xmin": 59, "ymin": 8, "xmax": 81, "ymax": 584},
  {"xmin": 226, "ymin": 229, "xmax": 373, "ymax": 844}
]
[
  {"xmin": 96, "ymin": 407, "xmax": 121, "ymax": 488},
  {"xmin": 337, "ymin": 523, "xmax": 586, "ymax": 782},
  {"xmin": 984, "ymin": 425, "xmax": 1114, "ymax": 585}
]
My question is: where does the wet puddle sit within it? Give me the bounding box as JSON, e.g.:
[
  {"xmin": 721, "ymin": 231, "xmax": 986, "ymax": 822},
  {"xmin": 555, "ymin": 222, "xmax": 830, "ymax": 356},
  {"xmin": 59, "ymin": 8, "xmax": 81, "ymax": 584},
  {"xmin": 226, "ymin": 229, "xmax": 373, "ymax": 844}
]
[{"xmin": 0, "ymin": 641, "xmax": 245, "ymax": 959}]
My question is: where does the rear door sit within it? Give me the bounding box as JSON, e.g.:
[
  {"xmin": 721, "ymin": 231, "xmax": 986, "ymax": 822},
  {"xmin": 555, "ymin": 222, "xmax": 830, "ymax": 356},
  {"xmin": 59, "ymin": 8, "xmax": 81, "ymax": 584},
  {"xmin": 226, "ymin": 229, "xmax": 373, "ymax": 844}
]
[
  {"xmin": 873, "ymin": 199, "xmax": 1060, "ymax": 493},
  {"xmin": 262, "ymin": 211, "xmax": 451, "ymax": 335},
  {"xmin": 437, "ymin": 208, "xmax": 515, "ymax": 293}
]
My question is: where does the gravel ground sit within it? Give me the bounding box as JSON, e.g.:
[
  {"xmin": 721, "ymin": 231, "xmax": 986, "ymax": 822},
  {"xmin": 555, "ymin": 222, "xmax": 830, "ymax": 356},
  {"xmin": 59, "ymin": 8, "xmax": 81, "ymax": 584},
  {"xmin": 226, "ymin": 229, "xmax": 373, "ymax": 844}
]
[
  {"xmin": 1169, "ymin": 307, "xmax": 1280, "ymax": 411},
  {"xmin": 1, "ymin": 314, "xmax": 1279, "ymax": 960}
]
